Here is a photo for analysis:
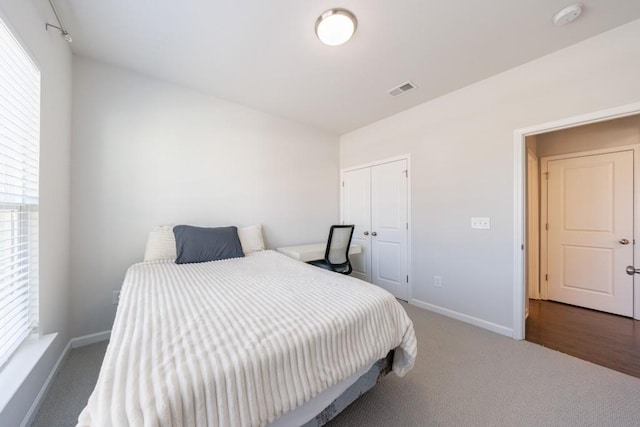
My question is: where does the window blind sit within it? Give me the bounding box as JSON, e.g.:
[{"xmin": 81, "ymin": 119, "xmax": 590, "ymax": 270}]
[{"xmin": 0, "ymin": 16, "xmax": 40, "ymax": 369}]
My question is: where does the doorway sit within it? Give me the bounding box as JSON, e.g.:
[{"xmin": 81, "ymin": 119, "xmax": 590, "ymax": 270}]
[
  {"xmin": 519, "ymin": 113, "xmax": 640, "ymax": 376},
  {"xmin": 513, "ymin": 103, "xmax": 640, "ymax": 340}
]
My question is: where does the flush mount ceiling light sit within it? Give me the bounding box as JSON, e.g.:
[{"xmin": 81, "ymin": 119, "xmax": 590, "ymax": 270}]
[
  {"xmin": 315, "ymin": 9, "xmax": 357, "ymax": 46},
  {"xmin": 552, "ymin": 3, "xmax": 583, "ymax": 26}
]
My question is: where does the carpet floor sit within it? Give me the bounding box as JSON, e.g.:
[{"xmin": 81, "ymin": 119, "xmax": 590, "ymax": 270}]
[{"xmin": 33, "ymin": 303, "xmax": 640, "ymax": 426}]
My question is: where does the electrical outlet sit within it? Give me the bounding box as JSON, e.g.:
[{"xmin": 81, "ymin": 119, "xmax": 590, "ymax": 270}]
[
  {"xmin": 434, "ymin": 276, "xmax": 442, "ymax": 287},
  {"xmin": 471, "ymin": 217, "xmax": 491, "ymax": 230},
  {"xmin": 113, "ymin": 291, "xmax": 121, "ymax": 305}
]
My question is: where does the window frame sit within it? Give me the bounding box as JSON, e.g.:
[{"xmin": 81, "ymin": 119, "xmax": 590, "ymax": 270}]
[{"xmin": 0, "ymin": 11, "xmax": 41, "ymax": 370}]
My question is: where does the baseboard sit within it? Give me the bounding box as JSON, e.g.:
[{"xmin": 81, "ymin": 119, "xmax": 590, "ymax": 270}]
[
  {"xmin": 20, "ymin": 330, "xmax": 111, "ymax": 427},
  {"xmin": 20, "ymin": 339, "xmax": 71, "ymax": 427},
  {"xmin": 409, "ymin": 299, "xmax": 514, "ymax": 338},
  {"xmin": 70, "ymin": 330, "xmax": 111, "ymax": 348}
]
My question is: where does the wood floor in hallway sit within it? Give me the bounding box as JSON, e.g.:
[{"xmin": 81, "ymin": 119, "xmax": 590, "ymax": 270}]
[{"xmin": 526, "ymin": 299, "xmax": 640, "ymax": 378}]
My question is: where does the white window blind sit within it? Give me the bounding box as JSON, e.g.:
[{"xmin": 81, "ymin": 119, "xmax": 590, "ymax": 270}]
[{"xmin": 0, "ymin": 16, "xmax": 40, "ymax": 369}]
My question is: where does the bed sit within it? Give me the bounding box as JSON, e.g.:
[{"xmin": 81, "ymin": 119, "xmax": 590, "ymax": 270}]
[{"xmin": 77, "ymin": 249, "xmax": 417, "ymax": 426}]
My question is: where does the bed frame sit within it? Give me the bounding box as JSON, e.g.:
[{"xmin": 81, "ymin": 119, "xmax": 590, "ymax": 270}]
[{"xmin": 304, "ymin": 350, "xmax": 395, "ymax": 426}]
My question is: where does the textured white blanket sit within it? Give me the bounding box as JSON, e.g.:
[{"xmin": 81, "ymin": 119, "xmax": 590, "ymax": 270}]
[{"xmin": 77, "ymin": 251, "xmax": 416, "ymax": 427}]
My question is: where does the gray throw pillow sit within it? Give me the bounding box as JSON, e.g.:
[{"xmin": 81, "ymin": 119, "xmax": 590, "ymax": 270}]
[{"xmin": 174, "ymin": 225, "xmax": 244, "ymax": 264}]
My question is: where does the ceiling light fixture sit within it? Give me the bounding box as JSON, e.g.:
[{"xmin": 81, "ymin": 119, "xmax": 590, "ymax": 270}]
[
  {"xmin": 315, "ymin": 9, "xmax": 357, "ymax": 46},
  {"xmin": 45, "ymin": 0, "xmax": 72, "ymax": 42},
  {"xmin": 552, "ymin": 3, "xmax": 583, "ymax": 26}
]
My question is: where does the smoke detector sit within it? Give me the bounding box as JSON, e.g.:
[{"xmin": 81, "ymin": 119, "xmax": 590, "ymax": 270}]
[
  {"xmin": 387, "ymin": 81, "xmax": 417, "ymax": 97},
  {"xmin": 553, "ymin": 3, "xmax": 583, "ymax": 26}
]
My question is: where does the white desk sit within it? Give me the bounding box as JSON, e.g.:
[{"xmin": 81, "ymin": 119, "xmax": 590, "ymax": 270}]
[{"xmin": 277, "ymin": 243, "xmax": 362, "ymax": 263}]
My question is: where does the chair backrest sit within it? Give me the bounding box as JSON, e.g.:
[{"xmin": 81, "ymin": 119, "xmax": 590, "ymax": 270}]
[{"xmin": 324, "ymin": 225, "xmax": 355, "ymax": 268}]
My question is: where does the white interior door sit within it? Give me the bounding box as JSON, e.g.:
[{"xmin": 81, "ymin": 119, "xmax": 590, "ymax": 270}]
[
  {"xmin": 545, "ymin": 150, "xmax": 634, "ymax": 316},
  {"xmin": 371, "ymin": 160, "xmax": 408, "ymax": 300},
  {"xmin": 342, "ymin": 167, "xmax": 371, "ymax": 282}
]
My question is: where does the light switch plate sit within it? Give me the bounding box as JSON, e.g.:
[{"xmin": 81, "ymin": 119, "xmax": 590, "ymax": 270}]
[{"xmin": 471, "ymin": 217, "xmax": 491, "ymax": 230}]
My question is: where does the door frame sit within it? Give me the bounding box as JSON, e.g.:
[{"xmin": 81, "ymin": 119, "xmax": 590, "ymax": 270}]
[
  {"xmin": 340, "ymin": 154, "xmax": 412, "ymax": 300},
  {"xmin": 513, "ymin": 102, "xmax": 640, "ymax": 340},
  {"xmin": 526, "ymin": 147, "xmax": 540, "ymax": 301},
  {"xmin": 539, "ymin": 145, "xmax": 640, "ymax": 304}
]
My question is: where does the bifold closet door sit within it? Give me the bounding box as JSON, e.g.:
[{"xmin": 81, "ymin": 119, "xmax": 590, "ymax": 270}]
[
  {"xmin": 371, "ymin": 160, "xmax": 408, "ymax": 300},
  {"xmin": 342, "ymin": 159, "xmax": 408, "ymax": 300},
  {"xmin": 342, "ymin": 167, "xmax": 372, "ymax": 282}
]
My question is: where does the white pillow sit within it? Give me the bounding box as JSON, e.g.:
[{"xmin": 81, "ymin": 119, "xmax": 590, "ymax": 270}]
[
  {"xmin": 143, "ymin": 225, "xmax": 177, "ymax": 261},
  {"xmin": 143, "ymin": 224, "xmax": 265, "ymax": 261},
  {"xmin": 237, "ymin": 224, "xmax": 265, "ymax": 254}
]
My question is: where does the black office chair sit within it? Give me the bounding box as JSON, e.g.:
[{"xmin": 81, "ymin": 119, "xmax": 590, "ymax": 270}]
[{"xmin": 308, "ymin": 225, "xmax": 355, "ymax": 275}]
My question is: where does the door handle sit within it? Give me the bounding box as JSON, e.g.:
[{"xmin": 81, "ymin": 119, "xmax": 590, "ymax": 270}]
[
  {"xmin": 371, "ymin": 232, "xmax": 377, "ymax": 236},
  {"xmin": 626, "ymin": 266, "xmax": 640, "ymax": 275},
  {"xmin": 619, "ymin": 239, "xmax": 630, "ymax": 245},
  {"xmin": 363, "ymin": 231, "xmax": 369, "ymax": 236}
]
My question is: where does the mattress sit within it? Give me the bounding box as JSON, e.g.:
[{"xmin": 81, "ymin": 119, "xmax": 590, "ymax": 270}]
[{"xmin": 77, "ymin": 250, "xmax": 417, "ymax": 427}]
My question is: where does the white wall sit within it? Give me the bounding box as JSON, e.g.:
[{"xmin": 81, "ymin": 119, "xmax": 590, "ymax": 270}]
[
  {"xmin": 340, "ymin": 20, "xmax": 640, "ymax": 334},
  {"xmin": 536, "ymin": 114, "xmax": 640, "ymax": 157},
  {"xmin": 70, "ymin": 57, "xmax": 340, "ymax": 337},
  {"xmin": 0, "ymin": 0, "xmax": 72, "ymax": 424}
]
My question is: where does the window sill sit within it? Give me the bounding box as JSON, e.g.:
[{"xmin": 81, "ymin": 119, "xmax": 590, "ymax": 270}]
[{"xmin": 0, "ymin": 333, "xmax": 57, "ymax": 414}]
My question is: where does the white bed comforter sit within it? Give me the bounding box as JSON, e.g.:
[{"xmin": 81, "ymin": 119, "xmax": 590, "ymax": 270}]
[{"xmin": 77, "ymin": 250, "xmax": 417, "ymax": 427}]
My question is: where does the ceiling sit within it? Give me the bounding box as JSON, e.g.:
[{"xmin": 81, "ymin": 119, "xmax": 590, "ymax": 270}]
[{"xmin": 55, "ymin": 0, "xmax": 640, "ymax": 134}]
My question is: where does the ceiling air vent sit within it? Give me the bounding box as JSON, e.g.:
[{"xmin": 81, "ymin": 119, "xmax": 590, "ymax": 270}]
[{"xmin": 387, "ymin": 81, "xmax": 417, "ymax": 97}]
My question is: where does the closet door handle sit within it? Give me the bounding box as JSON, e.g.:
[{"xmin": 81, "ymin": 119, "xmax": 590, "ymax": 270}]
[
  {"xmin": 371, "ymin": 232, "xmax": 377, "ymax": 237},
  {"xmin": 363, "ymin": 231, "xmax": 369, "ymax": 236}
]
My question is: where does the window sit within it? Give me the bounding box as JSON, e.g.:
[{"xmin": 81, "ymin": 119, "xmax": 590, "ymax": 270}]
[{"xmin": 0, "ymin": 16, "xmax": 40, "ymax": 369}]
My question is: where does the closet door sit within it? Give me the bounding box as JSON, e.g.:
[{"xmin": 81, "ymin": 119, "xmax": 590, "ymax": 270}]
[
  {"xmin": 342, "ymin": 167, "xmax": 372, "ymax": 282},
  {"xmin": 371, "ymin": 160, "xmax": 408, "ymax": 300}
]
